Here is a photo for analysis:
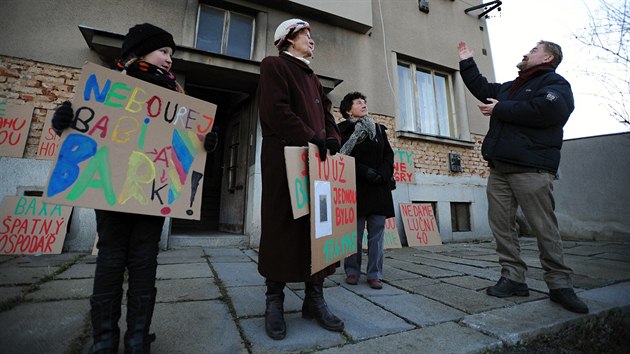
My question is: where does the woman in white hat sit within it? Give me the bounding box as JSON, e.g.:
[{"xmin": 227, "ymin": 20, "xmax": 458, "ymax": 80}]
[{"xmin": 256, "ymin": 18, "xmax": 344, "ymax": 340}]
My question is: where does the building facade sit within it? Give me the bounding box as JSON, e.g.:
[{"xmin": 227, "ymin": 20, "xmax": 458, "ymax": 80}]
[{"xmin": 1, "ymin": 0, "xmax": 498, "ymax": 251}]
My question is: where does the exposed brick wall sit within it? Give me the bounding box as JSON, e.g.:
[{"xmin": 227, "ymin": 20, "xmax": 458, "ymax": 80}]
[
  {"xmin": 0, "ymin": 55, "xmax": 80, "ymax": 158},
  {"xmin": 332, "ymin": 109, "xmax": 490, "ymax": 179},
  {"xmin": 1, "ymin": 55, "xmax": 489, "ymax": 179}
]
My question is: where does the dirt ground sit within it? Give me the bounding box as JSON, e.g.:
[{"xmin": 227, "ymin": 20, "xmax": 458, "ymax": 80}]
[{"xmin": 487, "ymin": 309, "xmax": 630, "ymax": 354}]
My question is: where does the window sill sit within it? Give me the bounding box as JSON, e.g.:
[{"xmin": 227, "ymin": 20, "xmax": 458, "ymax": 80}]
[{"xmin": 395, "ymin": 131, "xmax": 476, "ymax": 148}]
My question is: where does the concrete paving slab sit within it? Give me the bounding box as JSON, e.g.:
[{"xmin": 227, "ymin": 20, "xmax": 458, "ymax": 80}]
[
  {"xmin": 461, "ymin": 297, "xmax": 600, "ymax": 345},
  {"xmin": 564, "ymin": 245, "xmax": 609, "ymax": 256},
  {"xmin": 404, "ymin": 256, "xmax": 502, "ymax": 281},
  {"xmin": 415, "ymin": 253, "xmax": 497, "ymax": 268},
  {"xmin": 324, "ymin": 286, "xmax": 415, "ymax": 341},
  {"xmin": 0, "ymin": 299, "xmax": 89, "ymax": 354},
  {"xmin": 593, "ymin": 252, "xmax": 630, "ymax": 262},
  {"xmin": 0, "ymin": 286, "xmax": 23, "ymax": 307},
  {"xmin": 156, "ymin": 278, "xmax": 221, "ymax": 302},
  {"xmin": 207, "ymin": 254, "xmax": 252, "ymax": 263},
  {"xmin": 150, "ymin": 301, "xmax": 247, "ymax": 354},
  {"xmin": 241, "ymin": 313, "xmax": 346, "ymax": 353},
  {"xmin": 227, "ymin": 285, "xmax": 303, "ymax": 317},
  {"xmin": 394, "ymin": 277, "xmax": 444, "ymax": 293},
  {"xmin": 381, "ymin": 263, "xmax": 427, "ymax": 281},
  {"xmin": 411, "ymin": 282, "xmax": 512, "ymax": 314},
  {"xmin": 572, "ymin": 258, "xmax": 630, "ymax": 282},
  {"xmin": 55, "ymin": 263, "xmax": 95, "ymax": 279},
  {"xmin": 78, "ymin": 254, "xmax": 97, "ymax": 264},
  {"xmin": 213, "ymin": 261, "xmax": 264, "ymax": 287},
  {"xmin": 26, "ymin": 278, "xmax": 92, "ymax": 300},
  {"xmin": 580, "ymin": 281, "xmax": 630, "ymax": 309},
  {"xmin": 441, "ymin": 275, "xmax": 496, "ymax": 291},
  {"xmin": 341, "ymin": 280, "xmax": 409, "ymax": 297},
  {"xmin": 0, "ymin": 266, "xmax": 57, "ymax": 285},
  {"xmin": 203, "ymin": 248, "xmax": 253, "ymax": 263},
  {"xmin": 158, "ymin": 248, "xmax": 206, "ymax": 259},
  {"xmin": 1, "ymin": 253, "xmax": 81, "ymax": 267},
  {"xmin": 371, "ymin": 293, "xmax": 466, "ymax": 327},
  {"xmin": 157, "ymin": 248, "xmax": 207, "ymax": 264},
  {"xmin": 242, "ymin": 249, "xmax": 258, "ymax": 261},
  {"xmin": 156, "ymin": 262, "xmax": 213, "ymax": 279},
  {"xmin": 317, "ymin": 321, "xmax": 502, "ymax": 354},
  {"xmin": 386, "ymin": 258, "xmax": 463, "ymax": 278}
]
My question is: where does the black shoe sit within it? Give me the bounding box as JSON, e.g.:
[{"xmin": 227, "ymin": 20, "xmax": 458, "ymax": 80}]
[
  {"xmin": 302, "ymin": 281, "xmax": 344, "ymax": 332},
  {"xmin": 549, "ymin": 288, "xmax": 589, "ymax": 314},
  {"xmin": 486, "ymin": 277, "xmax": 529, "ymax": 297}
]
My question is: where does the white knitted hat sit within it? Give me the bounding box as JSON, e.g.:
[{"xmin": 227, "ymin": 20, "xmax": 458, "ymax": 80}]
[{"xmin": 273, "ymin": 19, "xmax": 310, "ymax": 49}]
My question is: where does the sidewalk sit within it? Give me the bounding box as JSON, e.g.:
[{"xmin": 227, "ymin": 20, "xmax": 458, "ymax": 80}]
[{"xmin": 1, "ymin": 238, "xmax": 629, "ymax": 354}]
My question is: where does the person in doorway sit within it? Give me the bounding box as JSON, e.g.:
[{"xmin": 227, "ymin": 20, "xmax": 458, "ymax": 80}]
[
  {"xmin": 256, "ymin": 18, "xmax": 344, "ymax": 340},
  {"xmin": 338, "ymin": 92, "xmax": 395, "ymax": 290},
  {"xmin": 457, "ymin": 40, "xmax": 588, "ymax": 314},
  {"xmin": 51, "ymin": 23, "xmax": 218, "ymax": 353}
]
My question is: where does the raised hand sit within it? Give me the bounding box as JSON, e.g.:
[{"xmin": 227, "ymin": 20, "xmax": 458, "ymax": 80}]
[{"xmin": 458, "ymin": 41, "xmax": 475, "ymax": 61}]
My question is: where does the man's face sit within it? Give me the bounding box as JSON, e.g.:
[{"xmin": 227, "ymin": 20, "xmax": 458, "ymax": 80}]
[{"xmin": 517, "ymin": 43, "xmax": 553, "ymax": 71}]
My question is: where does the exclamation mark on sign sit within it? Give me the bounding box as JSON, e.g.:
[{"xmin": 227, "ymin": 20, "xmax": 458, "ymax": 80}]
[{"xmin": 186, "ymin": 171, "xmax": 203, "ymax": 216}]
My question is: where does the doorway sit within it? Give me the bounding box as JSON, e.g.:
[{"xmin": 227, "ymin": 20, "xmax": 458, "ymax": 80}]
[{"xmin": 171, "ymin": 87, "xmax": 252, "ymax": 236}]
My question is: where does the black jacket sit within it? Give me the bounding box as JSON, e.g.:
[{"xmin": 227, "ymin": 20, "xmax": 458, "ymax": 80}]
[
  {"xmin": 338, "ymin": 120, "xmax": 395, "ymax": 218},
  {"xmin": 459, "ymin": 58, "xmax": 574, "ymax": 173}
]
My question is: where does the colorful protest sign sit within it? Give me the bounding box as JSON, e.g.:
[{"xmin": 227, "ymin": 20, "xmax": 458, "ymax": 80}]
[
  {"xmin": 36, "ymin": 110, "xmax": 61, "ymax": 160},
  {"xmin": 0, "ymin": 196, "xmax": 73, "ymax": 255},
  {"xmin": 400, "ymin": 203, "xmax": 442, "ymax": 246},
  {"xmin": 362, "ymin": 217, "xmax": 402, "ymax": 250},
  {"xmin": 308, "ymin": 143, "xmax": 357, "ymax": 274},
  {"xmin": 284, "ymin": 146, "xmax": 310, "ymax": 219},
  {"xmin": 43, "ymin": 63, "xmax": 216, "ymax": 220},
  {"xmin": 0, "ymin": 102, "xmax": 34, "ymax": 158},
  {"xmin": 393, "ymin": 150, "xmax": 415, "ymax": 184}
]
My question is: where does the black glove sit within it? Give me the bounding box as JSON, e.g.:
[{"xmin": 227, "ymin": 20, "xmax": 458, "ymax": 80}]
[
  {"xmin": 51, "ymin": 101, "xmax": 73, "ymax": 136},
  {"xmin": 204, "ymin": 131, "xmax": 218, "ymax": 152},
  {"xmin": 326, "ymin": 139, "xmax": 340, "ymax": 156},
  {"xmin": 310, "ymin": 138, "xmax": 327, "ymax": 162},
  {"xmin": 366, "ymin": 168, "xmax": 384, "ymax": 184}
]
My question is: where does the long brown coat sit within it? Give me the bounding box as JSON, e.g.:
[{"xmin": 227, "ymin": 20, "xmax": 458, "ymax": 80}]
[{"xmin": 256, "ymin": 53, "xmax": 341, "ymax": 282}]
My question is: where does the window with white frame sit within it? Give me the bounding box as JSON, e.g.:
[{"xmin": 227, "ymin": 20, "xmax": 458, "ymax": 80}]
[
  {"xmin": 397, "ymin": 61, "xmax": 457, "ymax": 138},
  {"xmin": 196, "ymin": 4, "xmax": 254, "ymax": 60}
]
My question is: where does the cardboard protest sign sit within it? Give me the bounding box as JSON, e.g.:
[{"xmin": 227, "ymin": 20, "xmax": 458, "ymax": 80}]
[
  {"xmin": 400, "ymin": 203, "xmax": 442, "ymax": 246},
  {"xmin": 0, "ymin": 196, "xmax": 72, "ymax": 255},
  {"xmin": 284, "ymin": 146, "xmax": 310, "ymax": 219},
  {"xmin": 309, "ymin": 143, "xmax": 357, "ymax": 274},
  {"xmin": 0, "ymin": 102, "xmax": 34, "ymax": 157},
  {"xmin": 393, "ymin": 150, "xmax": 415, "ymax": 184},
  {"xmin": 362, "ymin": 217, "xmax": 402, "ymax": 250},
  {"xmin": 36, "ymin": 110, "xmax": 61, "ymax": 160},
  {"xmin": 44, "ymin": 63, "xmax": 216, "ymax": 220}
]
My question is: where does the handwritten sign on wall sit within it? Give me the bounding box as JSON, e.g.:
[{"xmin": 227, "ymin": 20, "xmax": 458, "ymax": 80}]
[
  {"xmin": 0, "ymin": 102, "xmax": 34, "ymax": 158},
  {"xmin": 362, "ymin": 217, "xmax": 402, "ymax": 250},
  {"xmin": 308, "ymin": 143, "xmax": 357, "ymax": 274},
  {"xmin": 393, "ymin": 150, "xmax": 415, "ymax": 184},
  {"xmin": 0, "ymin": 196, "xmax": 73, "ymax": 255},
  {"xmin": 400, "ymin": 203, "xmax": 442, "ymax": 247},
  {"xmin": 36, "ymin": 111, "xmax": 61, "ymax": 160},
  {"xmin": 43, "ymin": 63, "xmax": 216, "ymax": 220}
]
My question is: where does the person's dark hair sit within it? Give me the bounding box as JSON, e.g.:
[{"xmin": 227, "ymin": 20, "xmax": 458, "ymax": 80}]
[
  {"xmin": 539, "ymin": 40, "xmax": 563, "ymax": 68},
  {"xmin": 340, "ymin": 92, "xmax": 366, "ymax": 119},
  {"xmin": 277, "ymin": 28, "xmax": 307, "ymax": 52}
]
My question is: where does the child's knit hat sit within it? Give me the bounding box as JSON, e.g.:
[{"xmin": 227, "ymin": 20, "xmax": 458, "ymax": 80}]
[{"xmin": 121, "ymin": 23, "xmax": 176, "ymax": 59}]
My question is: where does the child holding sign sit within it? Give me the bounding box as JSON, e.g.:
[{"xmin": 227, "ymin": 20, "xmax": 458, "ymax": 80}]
[{"xmin": 51, "ymin": 23, "xmax": 218, "ymax": 354}]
